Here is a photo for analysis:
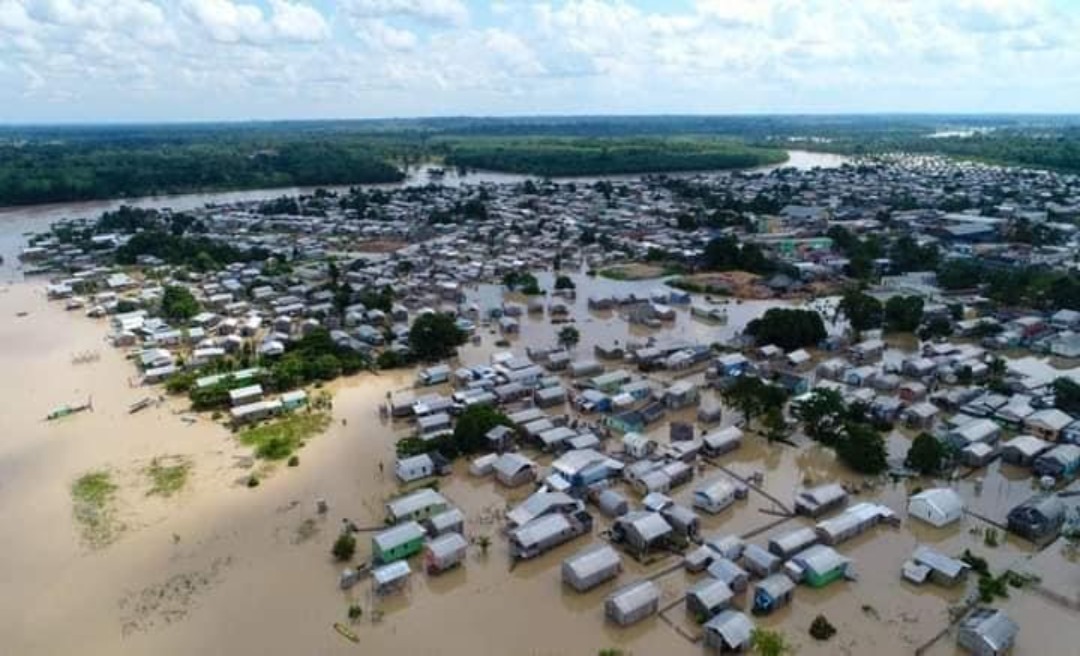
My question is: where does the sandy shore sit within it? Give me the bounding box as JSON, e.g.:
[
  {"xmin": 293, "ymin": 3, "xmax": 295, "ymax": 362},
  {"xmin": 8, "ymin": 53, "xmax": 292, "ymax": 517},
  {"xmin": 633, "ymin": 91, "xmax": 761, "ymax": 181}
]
[{"xmin": 1, "ymin": 280, "xmax": 1076, "ymax": 656}]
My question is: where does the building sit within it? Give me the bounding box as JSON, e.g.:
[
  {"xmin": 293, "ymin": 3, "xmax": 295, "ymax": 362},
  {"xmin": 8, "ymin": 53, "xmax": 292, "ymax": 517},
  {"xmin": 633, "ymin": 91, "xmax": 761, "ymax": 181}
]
[
  {"xmin": 794, "ymin": 483, "xmax": 848, "ymax": 518},
  {"xmin": 1032, "ymin": 443, "xmax": 1080, "ymax": 480},
  {"xmin": 562, "ymin": 543, "xmax": 623, "ymax": 592},
  {"xmin": 1024, "ymin": 408, "xmax": 1074, "ymax": 441},
  {"xmin": 702, "ymin": 426, "xmax": 743, "ymax": 456},
  {"xmin": 612, "ymin": 511, "xmax": 673, "ymax": 557},
  {"xmin": 372, "ymin": 521, "xmax": 426, "ymax": 564},
  {"xmin": 386, "ymin": 488, "xmax": 450, "ymax": 524},
  {"xmin": 394, "ymin": 453, "xmax": 450, "ymax": 483},
  {"xmin": 1007, "ymin": 494, "xmax": 1066, "ymax": 543},
  {"xmin": 707, "ymin": 558, "xmax": 750, "ymax": 593},
  {"xmin": 372, "ymin": 560, "xmax": 411, "ymax": 595},
  {"xmin": 509, "ymin": 511, "xmax": 592, "ymax": 560},
  {"xmin": 423, "ymin": 532, "xmax": 468, "ymax": 574},
  {"xmin": 425, "ymin": 507, "xmax": 465, "ymax": 538},
  {"xmin": 605, "ymin": 580, "xmax": 661, "ymax": 627},
  {"xmin": 768, "ymin": 527, "xmax": 819, "ymax": 560},
  {"xmin": 703, "ymin": 610, "xmax": 755, "ymax": 653},
  {"xmin": 493, "ymin": 453, "xmax": 537, "ymax": 488},
  {"xmin": 907, "ymin": 488, "xmax": 965, "ymax": 528},
  {"xmin": 815, "ymin": 502, "xmax": 898, "ymax": 545},
  {"xmin": 752, "ymin": 573, "xmax": 796, "ymax": 615},
  {"xmin": 685, "ymin": 577, "xmax": 734, "ymax": 620},
  {"xmin": 957, "ymin": 608, "xmax": 1018, "ymax": 656},
  {"xmin": 1001, "ymin": 435, "xmax": 1052, "ymax": 467},
  {"xmin": 903, "ymin": 545, "xmax": 970, "ymax": 587},
  {"xmin": 693, "ymin": 478, "xmax": 743, "ymax": 514},
  {"xmin": 787, "ymin": 544, "xmax": 850, "ymax": 588},
  {"xmin": 741, "ymin": 543, "xmax": 782, "ymax": 578}
]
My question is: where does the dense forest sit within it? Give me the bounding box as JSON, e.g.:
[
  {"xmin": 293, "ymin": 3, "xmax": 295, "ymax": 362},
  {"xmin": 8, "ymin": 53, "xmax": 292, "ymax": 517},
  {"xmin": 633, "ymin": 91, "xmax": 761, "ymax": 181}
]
[
  {"xmin": 2, "ymin": 115, "xmax": 1079, "ymax": 206},
  {"xmin": 441, "ymin": 137, "xmax": 787, "ymax": 177}
]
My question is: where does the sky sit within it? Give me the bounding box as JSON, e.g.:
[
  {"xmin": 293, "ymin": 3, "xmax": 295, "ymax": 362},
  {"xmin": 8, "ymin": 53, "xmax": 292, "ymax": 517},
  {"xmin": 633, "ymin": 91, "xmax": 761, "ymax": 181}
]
[{"xmin": 1, "ymin": 0, "xmax": 1080, "ymax": 123}]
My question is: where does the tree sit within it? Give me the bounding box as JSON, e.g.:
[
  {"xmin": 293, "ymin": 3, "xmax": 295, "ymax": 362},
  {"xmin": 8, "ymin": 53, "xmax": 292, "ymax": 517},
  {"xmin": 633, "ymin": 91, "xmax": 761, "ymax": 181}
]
[
  {"xmin": 838, "ymin": 288, "xmax": 883, "ymax": 333},
  {"xmin": 793, "ymin": 388, "xmax": 846, "ymax": 446},
  {"xmin": 750, "ymin": 628, "xmax": 791, "ymax": 656},
  {"xmin": 745, "ymin": 308, "xmax": 827, "ymax": 351},
  {"xmin": 160, "ymin": 285, "xmax": 200, "ymax": 322},
  {"xmin": 408, "ymin": 313, "xmax": 466, "ymax": 362},
  {"xmin": 558, "ymin": 326, "xmax": 580, "ymax": 349},
  {"xmin": 1053, "ymin": 377, "xmax": 1080, "ymax": 415},
  {"xmin": 905, "ymin": 433, "xmax": 948, "ymax": 475},
  {"xmin": 836, "ymin": 422, "xmax": 888, "ymax": 475},
  {"xmin": 721, "ymin": 377, "xmax": 787, "ymax": 428},
  {"xmin": 762, "ymin": 407, "xmax": 788, "ymax": 443},
  {"xmin": 555, "ymin": 275, "xmax": 575, "ymax": 291},
  {"xmin": 332, "ymin": 532, "xmax": 356, "ymax": 561},
  {"xmin": 884, "ymin": 295, "xmax": 924, "ymax": 333},
  {"xmin": 452, "ymin": 405, "xmax": 512, "ymax": 455}
]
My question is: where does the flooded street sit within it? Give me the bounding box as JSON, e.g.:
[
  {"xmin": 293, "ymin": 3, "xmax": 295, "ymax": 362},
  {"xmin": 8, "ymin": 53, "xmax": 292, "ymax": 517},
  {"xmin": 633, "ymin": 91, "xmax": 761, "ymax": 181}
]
[{"xmin": 2, "ymin": 273, "xmax": 1076, "ymax": 656}]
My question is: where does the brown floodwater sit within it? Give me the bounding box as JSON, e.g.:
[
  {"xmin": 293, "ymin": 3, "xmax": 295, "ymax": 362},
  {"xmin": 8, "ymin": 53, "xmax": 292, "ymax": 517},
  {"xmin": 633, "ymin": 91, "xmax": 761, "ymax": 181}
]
[{"xmin": 0, "ymin": 278, "xmax": 1074, "ymax": 656}]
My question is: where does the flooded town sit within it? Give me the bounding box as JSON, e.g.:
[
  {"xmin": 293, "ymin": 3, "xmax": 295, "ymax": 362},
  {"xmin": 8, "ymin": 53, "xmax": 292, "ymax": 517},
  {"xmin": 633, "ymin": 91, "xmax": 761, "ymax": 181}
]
[{"xmin": 1, "ymin": 146, "xmax": 1078, "ymax": 656}]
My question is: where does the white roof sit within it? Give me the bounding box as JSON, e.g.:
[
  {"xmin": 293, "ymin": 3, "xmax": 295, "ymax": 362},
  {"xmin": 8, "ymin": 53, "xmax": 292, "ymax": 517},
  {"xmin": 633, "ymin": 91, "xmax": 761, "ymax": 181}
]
[{"xmin": 909, "ymin": 488, "xmax": 964, "ymax": 518}]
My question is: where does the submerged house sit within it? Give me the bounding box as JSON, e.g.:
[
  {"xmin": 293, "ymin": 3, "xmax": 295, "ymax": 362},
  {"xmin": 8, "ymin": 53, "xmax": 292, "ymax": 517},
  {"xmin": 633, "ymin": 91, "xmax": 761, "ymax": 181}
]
[
  {"xmin": 815, "ymin": 502, "xmax": 898, "ymax": 545},
  {"xmin": 703, "ymin": 610, "xmax": 755, "ymax": 653},
  {"xmin": 509, "ymin": 511, "xmax": 593, "ymax": 560},
  {"xmin": 902, "ymin": 545, "xmax": 970, "ymax": 587},
  {"xmin": 957, "ymin": 607, "xmax": 1018, "ymax": 656},
  {"xmin": 752, "ymin": 573, "xmax": 796, "ymax": 615},
  {"xmin": 794, "ymin": 483, "xmax": 848, "ymax": 518},
  {"xmin": 907, "ymin": 488, "xmax": 965, "ymax": 528},
  {"xmin": 768, "ymin": 527, "xmax": 819, "ymax": 560},
  {"xmin": 685, "ymin": 577, "xmax": 734, "ymax": 621},
  {"xmin": 1032, "ymin": 443, "xmax": 1080, "ymax": 480},
  {"xmin": 562, "ymin": 543, "xmax": 623, "ymax": 592},
  {"xmin": 612, "ymin": 511, "xmax": 674, "ymax": 557},
  {"xmin": 786, "ymin": 544, "xmax": 850, "ymax": 588},
  {"xmin": 386, "ymin": 488, "xmax": 450, "ymax": 524},
  {"xmin": 372, "ymin": 521, "xmax": 427, "ymax": 564},
  {"xmin": 493, "ymin": 452, "xmax": 538, "ymax": 488},
  {"xmin": 702, "ymin": 426, "xmax": 743, "ymax": 456},
  {"xmin": 605, "ymin": 580, "xmax": 661, "ymax": 627},
  {"xmin": 423, "ymin": 532, "xmax": 468, "ymax": 574},
  {"xmin": 1007, "ymin": 494, "xmax": 1066, "ymax": 543},
  {"xmin": 693, "ymin": 478, "xmax": 742, "ymax": 514}
]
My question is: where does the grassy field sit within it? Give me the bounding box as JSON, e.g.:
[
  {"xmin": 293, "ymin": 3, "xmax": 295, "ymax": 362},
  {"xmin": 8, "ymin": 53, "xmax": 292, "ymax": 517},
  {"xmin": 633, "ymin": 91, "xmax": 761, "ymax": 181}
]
[
  {"xmin": 238, "ymin": 411, "xmax": 331, "ymax": 461},
  {"xmin": 145, "ymin": 456, "xmax": 193, "ymax": 497},
  {"xmin": 71, "ymin": 470, "xmax": 121, "ymax": 547}
]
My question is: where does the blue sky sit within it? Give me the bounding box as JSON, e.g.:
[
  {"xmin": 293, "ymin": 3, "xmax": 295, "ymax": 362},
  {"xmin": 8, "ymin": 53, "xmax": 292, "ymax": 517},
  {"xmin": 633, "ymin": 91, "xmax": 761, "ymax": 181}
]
[{"xmin": 1, "ymin": 0, "xmax": 1079, "ymax": 123}]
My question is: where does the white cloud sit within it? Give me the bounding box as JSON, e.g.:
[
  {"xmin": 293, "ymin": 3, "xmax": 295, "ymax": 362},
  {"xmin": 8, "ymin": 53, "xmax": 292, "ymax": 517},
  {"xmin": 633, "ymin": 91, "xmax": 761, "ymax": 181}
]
[
  {"xmin": 181, "ymin": 0, "xmax": 328, "ymax": 44},
  {"xmin": 341, "ymin": 0, "xmax": 469, "ymax": 27},
  {"xmin": 355, "ymin": 18, "xmax": 418, "ymax": 51}
]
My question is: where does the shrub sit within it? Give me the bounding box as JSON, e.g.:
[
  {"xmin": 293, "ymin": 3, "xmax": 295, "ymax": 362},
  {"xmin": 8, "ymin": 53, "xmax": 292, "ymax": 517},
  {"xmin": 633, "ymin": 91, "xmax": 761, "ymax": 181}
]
[
  {"xmin": 809, "ymin": 615, "xmax": 837, "ymax": 641},
  {"xmin": 333, "ymin": 533, "xmax": 357, "ymax": 561},
  {"xmin": 246, "ymin": 475, "xmax": 260, "ymax": 488},
  {"xmin": 287, "ymin": 455, "xmax": 300, "ymax": 467}
]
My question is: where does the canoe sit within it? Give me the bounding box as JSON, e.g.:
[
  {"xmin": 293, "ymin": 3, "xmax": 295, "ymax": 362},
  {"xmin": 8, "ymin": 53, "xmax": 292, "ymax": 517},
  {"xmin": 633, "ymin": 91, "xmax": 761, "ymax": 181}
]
[{"xmin": 333, "ymin": 622, "xmax": 358, "ymax": 643}]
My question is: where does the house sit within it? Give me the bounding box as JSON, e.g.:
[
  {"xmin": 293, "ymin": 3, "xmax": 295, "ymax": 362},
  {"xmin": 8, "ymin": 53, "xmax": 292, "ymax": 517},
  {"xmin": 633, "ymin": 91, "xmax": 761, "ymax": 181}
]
[
  {"xmin": 507, "ymin": 491, "xmax": 582, "ymax": 529},
  {"xmin": 535, "ymin": 385, "xmax": 567, "ymax": 408},
  {"xmin": 605, "ymin": 580, "xmax": 661, "ymax": 627},
  {"xmin": 664, "ymin": 381, "xmax": 700, "ymax": 409},
  {"xmin": 685, "ymin": 577, "xmax": 734, "ymax": 620},
  {"xmin": 1051, "ymin": 309, "xmax": 1080, "ymax": 330},
  {"xmin": 794, "ymin": 483, "xmax": 848, "ymax": 518},
  {"xmin": 1007, "ymin": 494, "xmax": 1066, "ymax": 543},
  {"xmin": 372, "ymin": 521, "xmax": 426, "ymax": 564},
  {"xmin": 562, "ymin": 543, "xmax": 623, "ymax": 592},
  {"xmin": 372, "ymin": 560, "xmax": 412, "ymax": 595},
  {"xmin": 752, "ymin": 573, "xmax": 796, "ymax": 615},
  {"xmin": 707, "ymin": 558, "xmax": 750, "ymax": 593},
  {"xmin": 416, "ymin": 412, "xmax": 453, "ymax": 439},
  {"xmin": 704, "ymin": 534, "xmax": 746, "ymax": 561},
  {"xmin": 961, "ymin": 442, "xmax": 998, "ymax": 468},
  {"xmin": 485, "ymin": 424, "xmax": 516, "ymax": 452},
  {"xmin": 509, "ymin": 511, "xmax": 593, "ymax": 560},
  {"xmin": 815, "ymin": 502, "xmax": 897, "ymax": 545},
  {"xmin": 550, "ymin": 448, "xmax": 624, "ymax": 488},
  {"xmin": 703, "ymin": 610, "xmax": 755, "ymax": 653},
  {"xmin": 903, "ymin": 545, "xmax": 970, "ymax": 587},
  {"xmin": 908, "ymin": 488, "xmax": 965, "ymax": 528},
  {"xmin": 768, "ymin": 527, "xmax": 819, "ymax": 560},
  {"xmin": 947, "ymin": 418, "xmax": 1002, "ymax": 450},
  {"xmin": 741, "ymin": 544, "xmax": 781, "ymax": 578},
  {"xmin": 716, "ymin": 353, "xmax": 750, "ymax": 377},
  {"xmin": 423, "ymin": 532, "xmax": 468, "ymax": 574},
  {"xmin": 612, "ymin": 511, "xmax": 673, "ymax": 557},
  {"xmin": 787, "ymin": 544, "xmax": 850, "ymax": 588},
  {"xmin": 902, "ymin": 401, "xmax": 940, "ymax": 429},
  {"xmin": 1000, "ymin": 435, "xmax": 1052, "ymax": 467},
  {"xmin": 1032, "ymin": 443, "xmax": 1080, "ymax": 480},
  {"xmin": 425, "ymin": 507, "xmax": 465, "ymax": 538},
  {"xmin": 418, "ymin": 364, "xmax": 451, "ymax": 386},
  {"xmin": 596, "ymin": 489, "xmax": 630, "ymax": 518},
  {"xmin": 1024, "ymin": 408, "xmax": 1074, "ymax": 441},
  {"xmin": 386, "ymin": 488, "xmax": 449, "ymax": 524},
  {"xmin": 684, "ymin": 545, "xmax": 716, "ymax": 573},
  {"xmin": 660, "ymin": 504, "xmax": 700, "ymax": 541},
  {"xmin": 493, "ymin": 453, "xmax": 537, "ymax": 488},
  {"xmin": 957, "ymin": 608, "xmax": 1018, "ymax": 656},
  {"xmin": 395, "ymin": 453, "xmax": 450, "ymax": 483},
  {"xmin": 850, "ymin": 338, "xmax": 885, "ymax": 362},
  {"xmin": 702, "ymin": 426, "xmax": 743, "ymax": 456},
  {"xmin": 693, "ymin": 478, "xmax": 743, "ymax": 514}
]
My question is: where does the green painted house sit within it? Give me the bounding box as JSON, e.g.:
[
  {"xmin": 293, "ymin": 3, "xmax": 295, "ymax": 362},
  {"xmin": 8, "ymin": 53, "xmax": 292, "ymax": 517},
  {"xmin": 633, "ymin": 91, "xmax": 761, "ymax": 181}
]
[
  {"xmin": 372, "ymin": 521, "xmax": 426, "ymax": 564},
  {"xmin": 792, "ymin": 544, "xmax": 849, "ymax": 588}
]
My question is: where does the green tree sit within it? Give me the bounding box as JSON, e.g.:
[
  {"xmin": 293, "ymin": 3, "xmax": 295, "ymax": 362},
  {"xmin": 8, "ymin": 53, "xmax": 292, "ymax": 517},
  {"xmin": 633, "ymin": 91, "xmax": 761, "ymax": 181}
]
[
  {"xmin": 160, "ymin": 285, "xmax": 200, "ymax": 323},
  {"xmin": 452, "ymin": 406, "xmax": 512, "ymax": 455},
  {"xmin": 332, "ymin": 533, "xmax": 356, "ymax": 561},
  {"xmin": 838, "ymin": 288, "xmax": 883, "ymax": 333},
  {"xmin": 762, "ymin": 407, "xmax": 788, "ymax": 443},
  {"xmin": 1053, "ymin": 377, "xmax": 1080, "ymax": 415},
  {"xmin": 721, "ymin": 377, "xmax": 787, "ymax": 428},
  {"xmin": 555, "ymin": 275, "xmax": 575, "ymax": 290},
  {"xmin": 408, "ymin": 313, "xmax": 466, "ymax": 362},
  {"xmin": 750, "ymin": 628, "xmax": 792, "ymax": 656},
  {"xmin": 836, "ymin": 422, "xmax": 888, "ymax": 475},
  {"xmin": 558, "ymin": 326, "xmax": 580, "ymax": 349},
  {"xmin": 793, "ymin": 388, "xmax": 846, "ymax": 446},
  {"xmin": 884, "ymin": 295, "xmax": 924, "ymax": 333},
  {"xmin": 745, "ymin": 308, "xmax": 827, "ymax": 351},
  {"xmin": 905, "ymin": 433, "xmax": 948, "ymax": 475}
]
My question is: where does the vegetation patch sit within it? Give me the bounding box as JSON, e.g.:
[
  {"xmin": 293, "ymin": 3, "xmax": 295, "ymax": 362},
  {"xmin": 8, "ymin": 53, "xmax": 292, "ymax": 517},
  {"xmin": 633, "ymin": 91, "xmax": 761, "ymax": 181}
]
[
  {"xmin": 598, "ymin": 263, "xmax": 666, "ymax": 280},
  {"xmin": 71, "ymin": 470, "xmax": 122, "ymax": 547},
  {"xmin": 145, "ymin": 456, "xmax": 193, "ymax": 497},
  {"xmin": 238, "ymin": 411, "xmax": 331, "ymax": 461}
]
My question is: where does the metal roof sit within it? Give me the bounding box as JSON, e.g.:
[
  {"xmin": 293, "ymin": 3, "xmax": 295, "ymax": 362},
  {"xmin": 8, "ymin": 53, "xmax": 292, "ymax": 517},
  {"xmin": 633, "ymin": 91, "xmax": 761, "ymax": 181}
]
[
  {"xmin": 386, "ymin": 488, "xmax": 448, "ymax": 519},
  {"xmin": 511, "ymin": 513, "xmax": 573, "ymax": 548},
  {"xmin": 704, "ymin": 610, "xmax": 754, "ymax": 648},
  {"xmin": 792, "ymin": 544, "xmax": 849, "ymax": 574},
  {"xmin": 426, "ymin": 532, "xmax": 468, "ymax": 560},
  {"xmin": 606, "ymin": 580, "xmax": 660, "ymax": 615},
  {"xmin": 372, "ymin": 560, "xmax": 411, "ymax": 586},
  {"xmin": 688, "ymin": 577, "xmax": 733, "ymax": 609},
  {"xmin": 373, "ymin": 521, "xmax": 426, "ymax": 551},
  {"xmin": 563, "ymin": 543, "xmax": 621, "ymax": 579}
]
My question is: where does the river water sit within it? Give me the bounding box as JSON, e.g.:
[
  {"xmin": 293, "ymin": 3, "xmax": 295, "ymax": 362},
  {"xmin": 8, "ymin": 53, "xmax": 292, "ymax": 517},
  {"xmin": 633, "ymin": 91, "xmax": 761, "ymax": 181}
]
[{"xmin": 0, "ymin": 150, "xmax": 850, "ymax": 281}]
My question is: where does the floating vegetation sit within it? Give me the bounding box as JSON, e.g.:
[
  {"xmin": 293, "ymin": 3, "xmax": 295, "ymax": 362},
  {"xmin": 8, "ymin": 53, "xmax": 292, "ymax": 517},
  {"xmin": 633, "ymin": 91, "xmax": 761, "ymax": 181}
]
[
  {"xmin": 238, "ymin": 411, "xmax": 330, "ymax": 460},
  {"xmin": 146, "ymin": 456, "xmax": 192, "ymax": 497},
  {"xmin": 71, "ymin": 470, "xmax": 122, "ymax": 548}
]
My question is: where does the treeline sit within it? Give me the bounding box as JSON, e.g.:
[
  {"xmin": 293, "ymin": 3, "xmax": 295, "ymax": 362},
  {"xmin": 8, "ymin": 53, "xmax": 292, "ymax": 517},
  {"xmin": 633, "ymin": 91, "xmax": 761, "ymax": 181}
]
[
  {"xmin": 0, "ymin": 139, "xmax": 405, "ymax": 206},
  {"xmin": 442, "ymin": 137, "xmax": 787, "ymax": 177},
  {"xmin": 116, "ymin": 231, "xmax": 271, "ymax": 270},
  {"xmin": 937, "ymin": 259, "xmax": 1080, "ymax": 309}
]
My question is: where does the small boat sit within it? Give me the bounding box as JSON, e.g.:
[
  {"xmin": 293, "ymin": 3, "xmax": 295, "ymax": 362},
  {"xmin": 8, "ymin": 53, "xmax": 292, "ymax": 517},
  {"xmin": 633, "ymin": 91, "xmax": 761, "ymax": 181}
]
[
  {"xmin": 129, "ymin": 397, "xmax": 154, "ymax": 414},
  {"xmin": 333, "ymin": 623, "xmax": 359, "ymax": 643},
  {"xmin": 47, "ymin": 397, "xmax": 93, "ymax": 421}
]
